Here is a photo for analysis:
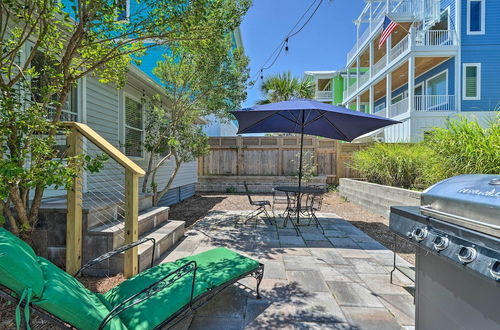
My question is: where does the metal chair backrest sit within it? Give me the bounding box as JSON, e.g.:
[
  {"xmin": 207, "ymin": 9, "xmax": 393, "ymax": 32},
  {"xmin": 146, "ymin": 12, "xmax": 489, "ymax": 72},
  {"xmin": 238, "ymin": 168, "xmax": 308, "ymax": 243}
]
[
  {"xmin": 309, "ymin": 192, "xmax": 324, "ymax": 211},
  {"xmin": 243, "ymin": 181, "xmax": 253, "ymax": 204}
]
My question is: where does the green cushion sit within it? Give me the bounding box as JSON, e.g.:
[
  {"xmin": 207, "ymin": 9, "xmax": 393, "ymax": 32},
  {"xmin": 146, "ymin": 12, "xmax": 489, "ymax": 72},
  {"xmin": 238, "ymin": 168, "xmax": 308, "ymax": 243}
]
[
  {"xmin": 0, "ymin": 228, "xmax": 44, "ymax": 297},
  {"xmin": 104, "ymin": 247, "xmax": 259, "ymax": 330},
  {"xmin": 33, "ymin": 257, "xmax": 126, "ymax": 330},
  {"xmin": 177, "ymin": 247, "xmax": 260, "ymax": 289}
]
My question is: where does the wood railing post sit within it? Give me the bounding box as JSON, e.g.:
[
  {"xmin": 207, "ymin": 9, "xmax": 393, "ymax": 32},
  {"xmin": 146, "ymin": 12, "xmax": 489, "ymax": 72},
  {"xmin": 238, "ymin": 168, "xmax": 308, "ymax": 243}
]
[
  {"xmin": 66, "ymin": 127, "xmax": 83, "ymax": 275},
  {"xmin": 124, "ymin": 170, "xmax": 139, "ymax": 278}
]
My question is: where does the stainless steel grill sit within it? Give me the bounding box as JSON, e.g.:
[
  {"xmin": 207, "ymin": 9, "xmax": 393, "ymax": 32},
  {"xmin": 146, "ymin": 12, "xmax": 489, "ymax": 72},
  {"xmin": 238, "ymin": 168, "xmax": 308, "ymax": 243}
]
[
  {"xmin": 420, "ymin": 174, "xmax": 500, "ymax": 237},
  {"xmin": 389, "ymin": 174, "xmax": 500, "ymax": 330}
]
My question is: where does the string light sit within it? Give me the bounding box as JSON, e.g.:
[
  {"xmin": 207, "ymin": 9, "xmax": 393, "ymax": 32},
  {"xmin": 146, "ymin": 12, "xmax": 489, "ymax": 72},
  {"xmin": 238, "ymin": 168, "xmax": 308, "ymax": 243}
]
[{"xmin": 249, "ymin": 0, "xmax": 327, "ymax": 87}]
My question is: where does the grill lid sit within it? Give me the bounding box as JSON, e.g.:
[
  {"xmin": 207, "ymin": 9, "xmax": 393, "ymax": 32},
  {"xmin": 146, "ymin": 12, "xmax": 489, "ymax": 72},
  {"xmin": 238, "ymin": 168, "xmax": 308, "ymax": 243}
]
[{"xmin": 421, "ymin": 174, "xmax": 500, "ymax": 237}]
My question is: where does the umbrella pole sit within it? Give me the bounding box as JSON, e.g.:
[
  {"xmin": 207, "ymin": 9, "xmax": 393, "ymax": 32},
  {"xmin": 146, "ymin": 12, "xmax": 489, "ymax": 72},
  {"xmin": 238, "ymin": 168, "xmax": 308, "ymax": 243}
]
[{"xmin": 296, "ymin": 114, "xmax": 305, "ymax": 225}]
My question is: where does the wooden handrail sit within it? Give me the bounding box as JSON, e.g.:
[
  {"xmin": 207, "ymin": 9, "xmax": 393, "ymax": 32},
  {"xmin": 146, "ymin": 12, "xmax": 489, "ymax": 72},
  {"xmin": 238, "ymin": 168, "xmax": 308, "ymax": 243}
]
[
  {"xmin": 61, "ymin": 122, "xmax": 145, "ymax": 176},
  {"xmin": 63, "ymin": 121, "xmax": 143, "ymax": 277}
]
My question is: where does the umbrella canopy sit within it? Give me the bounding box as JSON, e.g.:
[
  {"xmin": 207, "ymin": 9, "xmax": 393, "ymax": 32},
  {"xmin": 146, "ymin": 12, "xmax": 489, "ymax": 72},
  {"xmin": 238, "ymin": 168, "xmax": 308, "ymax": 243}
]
[
  {"xmin": 233, "ymin": 99, "xmax": 399, "ymax": 141},
  {"xmin": 232, "ymin": 99, "xmax": 400, "ymax": 229}
]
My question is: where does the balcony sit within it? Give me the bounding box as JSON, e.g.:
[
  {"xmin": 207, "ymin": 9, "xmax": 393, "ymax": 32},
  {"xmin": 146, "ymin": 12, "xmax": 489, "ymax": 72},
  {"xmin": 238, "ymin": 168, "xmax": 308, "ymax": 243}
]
[
  {"xmin": 315, "ymin": 90, "xmax": 333, "ymax": 99},
  {"xmin": 347, "ymin": 0, "xmax": 441, "ymax": 64},
  {"xmin": 375, "ymin": 95, "xmax": 456, "ymax": 118},
  {"xmin": 414, "ymin": 95, "xmax": 456, "ymax": 112},
  {"xmin": 344, "ymin": 30, "xmax": 457, "ymax": 101}
]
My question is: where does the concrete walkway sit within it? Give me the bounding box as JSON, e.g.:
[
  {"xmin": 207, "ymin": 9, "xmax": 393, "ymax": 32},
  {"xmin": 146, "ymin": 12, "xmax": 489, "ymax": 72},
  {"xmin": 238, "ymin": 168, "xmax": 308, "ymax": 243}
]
[{"xmin": 161, "ymin": 211, "xmax": 415, "ymax": 330}]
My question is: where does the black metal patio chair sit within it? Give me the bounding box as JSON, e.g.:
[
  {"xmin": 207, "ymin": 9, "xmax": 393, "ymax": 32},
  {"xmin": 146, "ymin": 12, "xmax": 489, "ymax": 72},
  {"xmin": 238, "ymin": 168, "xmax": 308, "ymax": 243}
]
[
  {"xmin": 283, "ymin": 191, "xmax": 325, "ymax": 235},
  {"xmin": 271, "ymin": 187, "xmax": 289, "ymax": 218},
  {"xmin": 242, "ymin": 181, "xmax": 272, "ymax": 225}
]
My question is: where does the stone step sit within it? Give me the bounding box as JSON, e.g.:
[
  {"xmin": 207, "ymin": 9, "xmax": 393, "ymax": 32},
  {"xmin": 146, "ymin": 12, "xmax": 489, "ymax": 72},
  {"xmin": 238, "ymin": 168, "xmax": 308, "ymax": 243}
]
[
  {"xmin": 85, "ymin": 194, "xmax": 154, "ymax": 229},
  {"xmin": 88, "ymin": 206, "xmax": 170, "ymax": 249},
  {"xmin": 109, "ymin": 220, "xmax": 185, "ymax": 274}
]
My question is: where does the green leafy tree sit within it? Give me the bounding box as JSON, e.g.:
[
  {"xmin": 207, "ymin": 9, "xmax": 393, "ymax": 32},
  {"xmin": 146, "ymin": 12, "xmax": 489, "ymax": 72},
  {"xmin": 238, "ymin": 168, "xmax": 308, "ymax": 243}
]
[
  {"xmin": 142, "ymin": 33, "xmax": 250, "ymax": 204},
  {"xmin": 258, "ymin": 71, "xmax": 315, "ymax": 104},
  {"xmin": 0, "ymin": 0, "xmax": 251, "ymax": 240}
]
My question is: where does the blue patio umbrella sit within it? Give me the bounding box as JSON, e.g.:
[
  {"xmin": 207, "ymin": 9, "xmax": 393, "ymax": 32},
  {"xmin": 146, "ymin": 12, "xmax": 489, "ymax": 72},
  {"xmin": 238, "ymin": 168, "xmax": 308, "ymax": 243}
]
[{"xmin": 232, "ymin": 99, "xmax": 400, "ymax": 224}]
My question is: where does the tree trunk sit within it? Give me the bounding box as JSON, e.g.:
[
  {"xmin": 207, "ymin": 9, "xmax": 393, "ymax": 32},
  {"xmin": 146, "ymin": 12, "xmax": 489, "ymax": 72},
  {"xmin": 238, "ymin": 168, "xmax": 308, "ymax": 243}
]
[
  {"xmin": 142, "ymin": 152, "xmax": 155, "ymax": 193},
  {"xmin": 154, "ymin": 155, "xmax": 182, "ymax": 206}
]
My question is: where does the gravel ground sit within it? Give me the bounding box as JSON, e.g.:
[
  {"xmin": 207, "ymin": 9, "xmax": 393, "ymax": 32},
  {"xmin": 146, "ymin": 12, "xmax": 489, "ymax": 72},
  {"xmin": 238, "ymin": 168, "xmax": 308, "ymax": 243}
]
[{"xmin": 1, "ymin": 191, "xmax": 415, "ymax": 328}]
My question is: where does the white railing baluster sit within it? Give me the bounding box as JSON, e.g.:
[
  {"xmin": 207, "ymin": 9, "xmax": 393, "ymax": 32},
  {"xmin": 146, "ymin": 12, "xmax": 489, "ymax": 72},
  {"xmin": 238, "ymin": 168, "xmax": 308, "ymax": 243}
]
[{"xmin": 414, "ymin": 95, "xmax": 455, "ymax": 112}]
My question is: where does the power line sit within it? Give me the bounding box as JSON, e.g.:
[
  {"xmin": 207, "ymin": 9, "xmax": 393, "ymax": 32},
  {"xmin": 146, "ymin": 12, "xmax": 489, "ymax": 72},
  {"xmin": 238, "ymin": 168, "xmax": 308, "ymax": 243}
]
[{"xmin": 249, "ymin": 0, "xmax": 327, "ymax": 87}]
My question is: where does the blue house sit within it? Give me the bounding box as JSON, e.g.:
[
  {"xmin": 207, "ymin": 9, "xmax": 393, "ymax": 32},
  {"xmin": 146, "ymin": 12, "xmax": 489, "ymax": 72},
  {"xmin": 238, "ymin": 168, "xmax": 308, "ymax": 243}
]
[{"xmin": 312, "ymin": 0, "xmax": 499, "ymax": 142}]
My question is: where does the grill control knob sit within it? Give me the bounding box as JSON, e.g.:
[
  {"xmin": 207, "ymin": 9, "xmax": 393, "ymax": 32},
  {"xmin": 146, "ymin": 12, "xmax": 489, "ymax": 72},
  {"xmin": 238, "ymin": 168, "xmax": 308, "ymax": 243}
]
[
  {"xmin": 458, "ymin": 246, "xmax": 477, "ymax": 264},
  {"xmin": 432, "ymin": 236, "xmax": 449, "ymax": 251},
  {"xmin": 413, "ymin": 228, "xmax": 428, "ymax": 242},
  {"xmin": 490, "ymin": 261, "xmax": 500, "ymax": 280}
]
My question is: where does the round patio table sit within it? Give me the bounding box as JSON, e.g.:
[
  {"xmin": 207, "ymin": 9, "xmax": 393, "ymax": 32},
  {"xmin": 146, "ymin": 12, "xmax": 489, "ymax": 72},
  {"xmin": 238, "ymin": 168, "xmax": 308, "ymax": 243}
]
[
  {"xmin": 274, "ymin": 186, "xmax": 325, "ymax": 225},
  {"xmin": 274, "ymin": 186, "xmax": 324, "ymax": 194}
]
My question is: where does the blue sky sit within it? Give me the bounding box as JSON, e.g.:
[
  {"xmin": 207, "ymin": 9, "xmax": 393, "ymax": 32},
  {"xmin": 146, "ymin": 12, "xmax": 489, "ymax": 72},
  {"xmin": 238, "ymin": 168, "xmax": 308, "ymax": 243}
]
[{"xmin": 240, "ymin": 0, "xmax": 365, "ymax": 107}]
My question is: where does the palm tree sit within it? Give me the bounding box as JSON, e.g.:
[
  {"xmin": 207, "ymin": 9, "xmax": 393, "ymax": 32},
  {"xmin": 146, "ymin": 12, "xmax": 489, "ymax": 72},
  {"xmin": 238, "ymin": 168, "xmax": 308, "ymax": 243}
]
[{"xmin": 258, "ymin": 71, "xmax": 314, "ymax": 104}]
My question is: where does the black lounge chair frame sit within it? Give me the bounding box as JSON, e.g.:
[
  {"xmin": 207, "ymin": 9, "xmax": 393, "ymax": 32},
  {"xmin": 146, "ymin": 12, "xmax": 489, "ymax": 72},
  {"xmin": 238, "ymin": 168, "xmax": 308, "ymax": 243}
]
[{"xmin": 0, "ymin": 238, "xmax": 264, "ymax": 330}]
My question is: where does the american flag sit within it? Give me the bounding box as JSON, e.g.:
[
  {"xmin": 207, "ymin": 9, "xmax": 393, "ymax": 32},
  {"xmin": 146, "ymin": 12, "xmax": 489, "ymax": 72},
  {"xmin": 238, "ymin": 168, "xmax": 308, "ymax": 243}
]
[{"xmin": 378, "ymin": 16, "xmax": 398, "ymax": 49}]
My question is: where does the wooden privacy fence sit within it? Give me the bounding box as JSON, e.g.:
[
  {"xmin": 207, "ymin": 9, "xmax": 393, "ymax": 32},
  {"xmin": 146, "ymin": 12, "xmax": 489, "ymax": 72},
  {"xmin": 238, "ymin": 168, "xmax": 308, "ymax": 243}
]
[{"xmin": 198, "ymin": 136, "xmax": 371, "ymax": 183}]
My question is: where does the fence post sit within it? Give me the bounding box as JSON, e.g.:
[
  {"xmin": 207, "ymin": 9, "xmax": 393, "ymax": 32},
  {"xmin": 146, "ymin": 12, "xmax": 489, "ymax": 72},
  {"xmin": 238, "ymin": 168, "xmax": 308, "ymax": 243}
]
[
  {"xmin": 124, "ymin": 170, "xmax": 139, "ymax": 278},
  {"xmin": 335, "ymin": 141, "xmax": 343, "ymax": 184},
  {"xmin": 236, "ymin": 136, "xmax": 243, "ymax": 175},
  {"xmin": 66, "ymin": 127, "xmax": 83, "ymax": 276}
]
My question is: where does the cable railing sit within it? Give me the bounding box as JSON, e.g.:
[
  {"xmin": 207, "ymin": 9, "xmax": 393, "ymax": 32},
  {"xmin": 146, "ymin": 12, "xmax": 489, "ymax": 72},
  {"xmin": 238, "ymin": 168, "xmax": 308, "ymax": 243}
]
[{"xmin": 62, "ymin": 122, "xmax": 145, "ymax": 277}]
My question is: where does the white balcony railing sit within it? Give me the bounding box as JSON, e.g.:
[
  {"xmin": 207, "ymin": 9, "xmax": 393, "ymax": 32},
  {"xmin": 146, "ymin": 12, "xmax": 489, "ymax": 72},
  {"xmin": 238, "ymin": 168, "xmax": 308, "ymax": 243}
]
[
  {"xmin": 374, "ymin": 108, "xmax": 386, "ymax": 118},
  {"xmin": 344, "ymin": 29, "xmax": 458, "ymax": 100},
  {"xmin": 372, "ymin": 55, "xmax": 387, "ymax": 76},
  {"xmin": 414, "ymin": 95, "xmax": 456, "ymax": 111},
  {"xmin": 390, "ymin": 97, "xmax": 409, "ymax": 117},
  {"xmin": 358, "ymin": 71, "xmax": 370, "ymax": 87},
  {"xmin": 415, "ymin": 30, "xmax": 457, "ymax": 46},
  {"xmin": 315, "ymin": 90, "xmax": 333, "ymax": 99},
  {"xmin": 390, "ymin": 35, "xmax": 410, "ymax": 62},
  {"xmin": 389, "ymin": 0, "xmax": 416, "ymax": 14}
]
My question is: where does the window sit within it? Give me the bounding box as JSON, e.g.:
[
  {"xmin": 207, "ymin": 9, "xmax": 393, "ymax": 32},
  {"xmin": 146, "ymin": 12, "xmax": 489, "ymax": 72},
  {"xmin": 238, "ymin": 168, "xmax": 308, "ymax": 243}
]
[
  {"xmin": 467, "ymin": 0, "xmax": 485, "ymax": 34},
  {"xmin": 116, "ymin": 0, "xmax": 130, "ymax": 21},
  {"xmin": 392, "ymin": 90, "xmax": 408, "ymax": 104},
  {"xmin": 125, "ymin": 96, "xmax": 143, "ymax": 157},
  {"xmin": 463, "ymin": 63, "xmax": 481, "ymax": 100},
  {"xmin": 32, "ymin": 51, "xmax": 78, "ymax": 121},
  {"xmin": 426, "ymin": 71, "xmax": 448, "ymax": 95}
]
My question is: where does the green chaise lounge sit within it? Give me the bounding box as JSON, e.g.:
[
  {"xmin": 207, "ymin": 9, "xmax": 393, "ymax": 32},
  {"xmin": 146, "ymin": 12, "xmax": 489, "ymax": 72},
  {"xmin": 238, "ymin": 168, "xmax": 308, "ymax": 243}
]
[{"xmin": 0, "ymin": 228, "xmax": 264, "ymax": 329}]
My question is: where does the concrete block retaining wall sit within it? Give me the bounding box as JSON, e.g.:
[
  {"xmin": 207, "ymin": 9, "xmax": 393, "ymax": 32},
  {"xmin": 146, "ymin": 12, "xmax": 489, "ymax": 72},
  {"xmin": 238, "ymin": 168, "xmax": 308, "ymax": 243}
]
[
  {"xmin": 197, "ymin": 176, "xmax": 327, "ymax": 193},
  {"xmin": 339, "ymin": 178, "xmax": 421, "ymax": 218}
]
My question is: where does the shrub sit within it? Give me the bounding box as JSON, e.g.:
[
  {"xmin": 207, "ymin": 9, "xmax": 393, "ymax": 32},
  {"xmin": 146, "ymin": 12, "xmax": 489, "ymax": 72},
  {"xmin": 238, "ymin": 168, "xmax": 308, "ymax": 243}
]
[
  {"xmin": 424, "ymin": 115, "xmax": 500, "ymax": 178},
  {"xmin": 349, "ymin": 143, "xmax": 435, "ymax": 189},
  {"xmin": 350, "ymin": 115, "xmax": 499, "ymax": 190}
]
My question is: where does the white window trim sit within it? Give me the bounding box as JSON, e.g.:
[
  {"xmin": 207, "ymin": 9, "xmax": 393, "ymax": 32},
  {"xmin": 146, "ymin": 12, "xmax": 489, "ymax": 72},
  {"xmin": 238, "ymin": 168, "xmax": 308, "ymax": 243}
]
[
  {"xmin": 425, "ymin": 69, "xmax": 449, "ymax": 96},
  {"xmin": 462, "ymin": 63, "xmax": 481, "ymax": 100},
  {"xmin": 124, "ymin": 93, "xmax": 145, "ymax": 159},
  {"xmin": 467, "ymin": 0, "xmax": 485, "ymax": 35}
]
